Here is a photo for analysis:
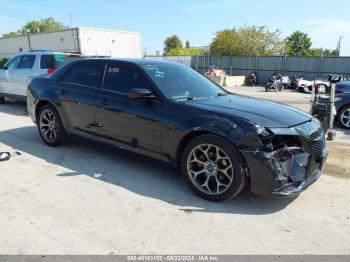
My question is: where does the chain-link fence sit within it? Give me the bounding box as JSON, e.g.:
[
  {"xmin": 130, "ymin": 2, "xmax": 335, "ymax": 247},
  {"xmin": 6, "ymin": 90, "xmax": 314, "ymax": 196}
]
[{"xmin": 145, "ymin": 55, "xmax": 350, "ymax": 84}]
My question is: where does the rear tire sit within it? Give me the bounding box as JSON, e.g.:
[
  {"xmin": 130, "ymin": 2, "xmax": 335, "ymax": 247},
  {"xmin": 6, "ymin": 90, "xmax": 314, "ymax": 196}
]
[
  {"xmin": 181, "ymin": 134, "xmax": 247, "ymax": 202},
  {"xmin": 37, "ymin": 104, "xmax": 68, "ymax": 147},
  {"xmin": 338, "ymin": 106, "xmax": 350, "ymax": 130},
  {"xmin": 0, "ymin": 97, "xmax": 5, "ymax": 104}
]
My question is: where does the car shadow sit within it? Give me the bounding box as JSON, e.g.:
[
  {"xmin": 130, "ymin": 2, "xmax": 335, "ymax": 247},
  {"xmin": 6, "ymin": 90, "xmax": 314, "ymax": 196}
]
[
  {"xmin": 0, "ymin": 100, "xmax": 28, "ymax": 116},
  {"xmin": 0, "ymin": 123, "xmax": 297, "ymax": 215}
]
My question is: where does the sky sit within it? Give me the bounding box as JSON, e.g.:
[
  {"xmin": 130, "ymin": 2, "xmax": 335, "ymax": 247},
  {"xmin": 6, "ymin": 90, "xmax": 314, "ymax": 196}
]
[{"xmin": 1, "ymin": 0, "xmax": 350, "ymax": 55}]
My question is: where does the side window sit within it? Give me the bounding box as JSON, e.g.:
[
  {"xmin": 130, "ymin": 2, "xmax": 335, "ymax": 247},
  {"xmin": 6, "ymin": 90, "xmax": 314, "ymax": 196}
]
[
  {"xmin": 103, "ymin": 65, "xmax": 150, "ymax": 93},
  {"xmin": 18, "ymin": 55, "xmax": 36, "ymax": 69},
  {"xmin": 60, "ymin": 67, "xmax": 75, "ymax": 83},
  {"xmin": 70, "ymin": 64, "xmax": 101, "ymax": 88},
  {"xmin": 6, "ymin": 56, "xmax": 22, "ymax": 69}
]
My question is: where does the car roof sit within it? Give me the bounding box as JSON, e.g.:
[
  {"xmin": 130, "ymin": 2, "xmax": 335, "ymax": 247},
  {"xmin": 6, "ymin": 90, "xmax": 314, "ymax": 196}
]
[
  {"xmin": 76, "ymin": 58, "xmax": 180, "ymax": 66},
  {"xmin": 14, "ymin": 51, "xmax": 80, "ymax": 56}
]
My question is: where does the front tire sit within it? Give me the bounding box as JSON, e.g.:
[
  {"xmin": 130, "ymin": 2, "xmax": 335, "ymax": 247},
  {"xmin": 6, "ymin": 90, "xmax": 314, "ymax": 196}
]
[
  {"xmin": 38, "ymin": 104, "xmax": 67, "ymax": 147},
  {"xmin": 181, "ymin": 134, "xmax": 247, "ymax": 202},
  {"xmin": 317, "ymin": 84, "xmax": 326, "ymax": 94},
  {"xmin": 338, "ymin": 106, "xmax": 350, "ymax": 130}
]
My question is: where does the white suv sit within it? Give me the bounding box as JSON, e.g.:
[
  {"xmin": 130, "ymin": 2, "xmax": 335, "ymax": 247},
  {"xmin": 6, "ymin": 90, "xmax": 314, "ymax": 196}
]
[{"xmin": 0, "ymin": 51, "xmax": 80, "ymax": 103}]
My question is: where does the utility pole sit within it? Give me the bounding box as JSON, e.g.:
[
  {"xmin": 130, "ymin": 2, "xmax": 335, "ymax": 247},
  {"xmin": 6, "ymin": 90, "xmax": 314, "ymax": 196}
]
[
  {"xmin": 26, "ymin": 29, "xmax": 32, "ymax": 51},
  {"xmin": 337, "ymin": 36, "xmax": 344, "ymax": 56},
  {"xmin": 69, "ymin": 13, "xmax": 73, "ymax": 28}
]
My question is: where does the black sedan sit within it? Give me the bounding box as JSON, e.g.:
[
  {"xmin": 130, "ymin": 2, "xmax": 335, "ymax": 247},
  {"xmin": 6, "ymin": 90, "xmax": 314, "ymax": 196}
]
[
  {"xmin": 335, "ymin": 82, "xmax": 350, "ymax": 129},
  {"xmin": 27, "ymin": 59, "xmax": 328, "ymax": 201}
]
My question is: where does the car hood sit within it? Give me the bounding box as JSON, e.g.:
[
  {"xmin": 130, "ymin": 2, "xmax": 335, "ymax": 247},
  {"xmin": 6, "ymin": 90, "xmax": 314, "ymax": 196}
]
[{"xmin": 182, "ymin": 94, "xmax": 312, "ymax": 128}]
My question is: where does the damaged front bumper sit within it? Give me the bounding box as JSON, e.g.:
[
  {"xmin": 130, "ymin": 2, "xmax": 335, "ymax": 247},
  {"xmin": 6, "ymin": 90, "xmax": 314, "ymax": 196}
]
[{"xmin": 240, "ymin": 119, "xmax": 329, "ymax": 198}]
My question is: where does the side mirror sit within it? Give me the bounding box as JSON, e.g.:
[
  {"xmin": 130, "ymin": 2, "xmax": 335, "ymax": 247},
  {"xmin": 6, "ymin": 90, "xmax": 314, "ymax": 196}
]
[{"xmin": 128, "ymin": 88, "xmax": 155, "ymax": 99}]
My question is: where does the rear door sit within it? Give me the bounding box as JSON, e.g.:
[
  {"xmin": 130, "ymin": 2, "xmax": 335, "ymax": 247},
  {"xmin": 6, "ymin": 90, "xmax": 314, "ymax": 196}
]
[
  {"xmin": 56, "ymin": 61, "xmax": 103, "ymax": 140},
  {"xmin": 95, "ymin": 62, "xmax": 162, "ymax": 159}
]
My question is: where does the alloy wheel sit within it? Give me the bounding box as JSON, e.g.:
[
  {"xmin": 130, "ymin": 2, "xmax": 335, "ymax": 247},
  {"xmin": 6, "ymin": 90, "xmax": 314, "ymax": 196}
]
[
  {"xmin": 39, "ymin": 109, "xmax": 59, "ymax": 143},
  {"xmin": 340, "ymin": 108, "xmax": 350, "ymax": 128},
  {"xmin": 186, "ymin": 144, "xmax": 234, "ymax": 195},
  {"xmin": 318, "ymin": 85, "xmax": 326, "ymax": 94}
]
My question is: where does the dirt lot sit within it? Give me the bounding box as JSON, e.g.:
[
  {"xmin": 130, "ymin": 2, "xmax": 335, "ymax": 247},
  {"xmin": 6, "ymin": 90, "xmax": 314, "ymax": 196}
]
[{"xmin": 0, "ymin": 87, "xmax": 350, "ymax": 254}]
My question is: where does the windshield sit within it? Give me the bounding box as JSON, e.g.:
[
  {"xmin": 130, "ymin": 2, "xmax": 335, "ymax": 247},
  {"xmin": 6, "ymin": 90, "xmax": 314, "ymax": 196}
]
[{"xmin": 141, "ymin": 63, "xmax": 227, "ymax": 100}]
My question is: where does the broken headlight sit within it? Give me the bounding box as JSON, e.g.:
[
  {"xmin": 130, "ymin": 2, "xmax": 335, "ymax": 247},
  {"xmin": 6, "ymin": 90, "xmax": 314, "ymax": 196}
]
[
  {"xmin": 257, "ymin": 127, "xmax": 273, "ymax": 138},
  {"xmin": 261, "ymin": 135, "xmax": 301, "ymax": 152}
]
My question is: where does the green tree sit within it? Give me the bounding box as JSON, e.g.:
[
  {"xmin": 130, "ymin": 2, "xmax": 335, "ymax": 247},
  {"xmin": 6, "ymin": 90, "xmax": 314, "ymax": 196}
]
[
  {"xmin": 2, "ymin": 32, "xmax": 19, "ymax": 38},
  {"xmin": 167, "ymin": 47, "xmax": 207, "ymax": 56},
  {"xmin": 185, "ymin": 40, "xmax": 191, "ymax": 49},
  {"xmin": 167, "ymin": 48, "xmax": 186, "ymax": 56},
  {"xmin": 0, "ymin": 58, "xmax": 9, "ymax": 67},
  {"xmin": 285, "ymin": 31, "xmax": 313, "ymax": 56},
  {"xmin": 2, "ymin": 17, "xmax": 68, "ymax": 38},
  {"xmin": 164, "ymin": 35, "xmax": 183, "ymax": 55},
  {"xmin": 309, "ymin": 48, "xmax": 338, "ymax": 57},
  {"xmin": 210, "ymin": 29, "xmax": 239, "ymax": 56},
  {"xmin": 210, "ymin": 26, "xmax": 284, "ymax": 56}
]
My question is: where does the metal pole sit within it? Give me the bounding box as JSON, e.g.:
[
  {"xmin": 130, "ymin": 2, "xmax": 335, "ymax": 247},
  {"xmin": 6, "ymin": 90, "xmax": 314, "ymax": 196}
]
[
  {"xmin": 283, "ymin": 55, "xmax": 287, "ymax": 74},
  {"xmin": 203, "ymin": 55, "xmax": 205, "ymax": 74},
  {"xmin": 319, "ymin": 49, "xmax": 324, "ymax": 76},
  {"xmin": 329, "ymin": 83, "xmax": 336, "ymax": 130},
  {"xmin": 327, "ymin": 82, "xmax": 337, "ymax": 140},
  {"xmin": 310, "ymin": 81, "xmax": 316, "ymax": 114},
  {"xmin": 255, "ymin": 51, "xmax": 259, "ymax": 77},
  {"xmin": 207, "ymin": 53, "xmax": 210, "ymax": 71},
  {"xmin": 27, "ymin": 34, "xmax": 32, "ymax": 51}
]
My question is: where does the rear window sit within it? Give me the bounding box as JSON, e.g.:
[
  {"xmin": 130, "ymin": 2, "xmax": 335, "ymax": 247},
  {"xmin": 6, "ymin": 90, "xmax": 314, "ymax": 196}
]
[
  {"xmin": 40, "ymin": 54, "xmax": 78, "ymax": 69},
  {"xmin": 64, "ymin": 63, "xmax": 101, "ymax": 88}
]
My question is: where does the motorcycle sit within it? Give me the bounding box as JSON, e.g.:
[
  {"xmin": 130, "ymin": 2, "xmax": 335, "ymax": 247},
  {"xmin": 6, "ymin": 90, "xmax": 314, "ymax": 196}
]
[
  {"xmin": 281, "ymin": 75, "xmax": 290, "ymax": 89},
  {"xmin": 290, "ymin": 75, "xmax": 300, "ymax": 89},
  {"xmin": 247, "ymin": 72, "xmax": 257, "ymax": 86},
  {"xmin": 265, "ymin": 73, "xmax": 283, "ymax": 92}
]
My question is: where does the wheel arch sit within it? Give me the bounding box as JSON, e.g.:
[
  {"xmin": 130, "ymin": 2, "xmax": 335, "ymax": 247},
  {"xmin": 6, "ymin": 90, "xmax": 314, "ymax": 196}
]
[
  {"xmin": 175, "ymin": 130, "xmax": 247, "ymax": 171},
  {"xmin": 337, "ymin": 103, "xmax": 350, "ymax": 123},
  {"xmin": 35, "ymin": 100, "xmax": 56, "ymax": 122}
]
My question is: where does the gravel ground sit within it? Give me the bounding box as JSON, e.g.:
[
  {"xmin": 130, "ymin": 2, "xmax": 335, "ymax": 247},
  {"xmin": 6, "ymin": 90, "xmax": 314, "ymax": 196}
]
[{"xmin": 0, "ymin": 91, "xmax": 349, "ymax": 254}]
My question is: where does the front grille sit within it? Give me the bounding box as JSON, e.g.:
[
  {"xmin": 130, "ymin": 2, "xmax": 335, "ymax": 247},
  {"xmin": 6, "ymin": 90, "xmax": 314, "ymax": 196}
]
[{"xmin": 310, "ymin": 129, "xmax": 325, "ymax": 163}]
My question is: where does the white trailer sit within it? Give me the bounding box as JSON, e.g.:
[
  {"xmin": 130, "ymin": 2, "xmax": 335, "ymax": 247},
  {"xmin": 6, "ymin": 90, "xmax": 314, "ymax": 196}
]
[{"xmin": 0, "ymin": 27, "xmax": 141, "ymax": 59}]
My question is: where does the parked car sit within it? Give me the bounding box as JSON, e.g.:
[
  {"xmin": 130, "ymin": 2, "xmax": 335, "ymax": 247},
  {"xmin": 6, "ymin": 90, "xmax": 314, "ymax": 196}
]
[
  {"xmin": 27, "ymin": 59, "xmax": 328, "ymax": 201},
  {"xmin": 335, "ymin": 92, "xmax": 350, "ymax": 129},
  {"xmin": 336, "ymin": 81, "xmax": 350, "ymax": 93},
  {"xmin": 0, "ymin": 51, "xmax": 81, "ymax": 103},
  {"xmin": 297, "ymin": 75, "xmax": 346, "ymax": 94}
]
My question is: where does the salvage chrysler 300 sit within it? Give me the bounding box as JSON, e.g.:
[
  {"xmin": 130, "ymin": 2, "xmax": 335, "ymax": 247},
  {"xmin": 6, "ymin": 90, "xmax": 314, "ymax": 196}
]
[{"xmin": 27, "ymin": 59, "xmax": 328, "ymax": 201}]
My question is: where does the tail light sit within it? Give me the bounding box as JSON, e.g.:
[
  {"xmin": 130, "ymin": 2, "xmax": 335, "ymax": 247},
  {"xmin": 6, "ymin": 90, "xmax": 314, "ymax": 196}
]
[{"xmin": 47, "ymin": 68, "xmax": 57, "ymax": 74}]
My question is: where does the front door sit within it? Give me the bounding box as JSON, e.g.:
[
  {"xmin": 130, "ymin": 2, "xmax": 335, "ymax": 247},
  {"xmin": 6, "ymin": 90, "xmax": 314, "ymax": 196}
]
[
  {"xmin": 0, "ymin": 55, "xmax": 22, "ymax": 95},
  {"xmin": 95, "ymin": 63, "xmax": 162, "ymax": 159}
]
